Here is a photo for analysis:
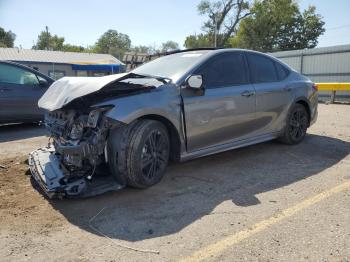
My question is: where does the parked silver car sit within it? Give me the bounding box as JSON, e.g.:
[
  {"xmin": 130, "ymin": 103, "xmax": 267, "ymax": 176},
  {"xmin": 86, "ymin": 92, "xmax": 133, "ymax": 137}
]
[{"xmin": 29, "ymin": 48, "xmax": 318, "ymax": 198}]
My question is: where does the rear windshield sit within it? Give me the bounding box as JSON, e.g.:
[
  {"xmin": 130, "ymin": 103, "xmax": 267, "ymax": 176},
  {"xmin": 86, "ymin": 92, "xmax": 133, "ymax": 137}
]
[{"xmin": 132, "ymin": 51, "xmax": 209, "ymax": 82}]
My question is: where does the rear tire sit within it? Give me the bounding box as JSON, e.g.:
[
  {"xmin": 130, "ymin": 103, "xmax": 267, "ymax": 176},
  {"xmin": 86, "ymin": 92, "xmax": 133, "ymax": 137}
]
[
  {"xmin": 125, "ymin": 120, "xmax": 170, "ymax": 188},
  {"xmin": 279, "ymin": 104, "xmax": 309, "ymax": 145}
]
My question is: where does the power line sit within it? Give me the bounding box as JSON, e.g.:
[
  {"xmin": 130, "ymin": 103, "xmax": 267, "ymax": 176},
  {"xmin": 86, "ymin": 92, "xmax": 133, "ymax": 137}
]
[{"xmin": 327, "ymin": 24, "xmax": 350, "ymax": 30}]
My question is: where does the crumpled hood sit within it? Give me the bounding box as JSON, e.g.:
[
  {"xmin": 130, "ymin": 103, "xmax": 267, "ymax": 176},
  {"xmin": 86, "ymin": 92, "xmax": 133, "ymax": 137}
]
[{"xmin": 38, "ymin": 73, "xmax": 128, "ymax": 111}]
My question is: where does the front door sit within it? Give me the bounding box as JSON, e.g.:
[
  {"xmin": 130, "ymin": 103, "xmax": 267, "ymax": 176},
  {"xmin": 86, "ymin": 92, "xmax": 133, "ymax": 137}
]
[{"xmin": 181, "ymin": 52, "xmax": 256, "ymax": 152}]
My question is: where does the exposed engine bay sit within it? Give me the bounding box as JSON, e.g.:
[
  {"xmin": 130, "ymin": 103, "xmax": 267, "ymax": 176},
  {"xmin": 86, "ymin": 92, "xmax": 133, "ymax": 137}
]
[
  {"xmin": 46, "ymin": 108, "xmax": 112, "ymax": 174},
  {"xmin": 29, "ymin": 107, "xmax": 124, "ymax": 198},
  {"xmin": 29, "ymin": 73, "xmax": 168, "ymax": 198}
]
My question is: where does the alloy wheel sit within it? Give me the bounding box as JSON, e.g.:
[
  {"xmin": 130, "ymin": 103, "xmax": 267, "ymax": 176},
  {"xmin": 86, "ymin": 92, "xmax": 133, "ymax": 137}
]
[
  {"xmin": 141, "ymin": 130, "xmax": 169, "ymax": 180},
  {"xmin": 289, "ymin": 108, "xmax": 308, "ymax": 141}
]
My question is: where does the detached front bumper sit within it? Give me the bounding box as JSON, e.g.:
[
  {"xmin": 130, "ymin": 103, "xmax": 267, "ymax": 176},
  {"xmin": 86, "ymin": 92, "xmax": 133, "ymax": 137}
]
[
  {"xmin": 29, "ymin": 146, "xmax": 87, "ymax": 198},
  {"xmin": 29, "ymin": 146, "xmax": 124, "ymax": 199}
]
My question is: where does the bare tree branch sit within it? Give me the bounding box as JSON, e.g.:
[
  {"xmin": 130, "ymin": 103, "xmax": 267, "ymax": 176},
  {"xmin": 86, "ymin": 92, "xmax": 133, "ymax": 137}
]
[
  {"xmin": 198, "ymin": 0, "xmax": 251, "ymax": 46},
  {"xmin": 222, "ymin": 0, "xmax": 251, "ymax": 44}
]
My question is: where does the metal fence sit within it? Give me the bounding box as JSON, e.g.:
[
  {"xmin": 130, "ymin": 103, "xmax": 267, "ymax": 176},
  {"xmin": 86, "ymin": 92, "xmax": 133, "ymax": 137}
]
[{"xmin": 269, "ymin": 44, "xmax": 350, "ymax": 101}]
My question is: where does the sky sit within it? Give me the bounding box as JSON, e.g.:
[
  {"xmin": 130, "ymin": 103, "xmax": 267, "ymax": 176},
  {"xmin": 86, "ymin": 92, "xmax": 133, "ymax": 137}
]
[{"xmin": 1, "ymin": 0, "xmax": 350, "ymax": 49}]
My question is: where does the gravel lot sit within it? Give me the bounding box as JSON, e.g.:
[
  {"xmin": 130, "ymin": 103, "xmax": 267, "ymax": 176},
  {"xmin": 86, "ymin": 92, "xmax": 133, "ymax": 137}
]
[{"xmin": 0, "ymin": 103, "xmax": 349, "ymax": 262}]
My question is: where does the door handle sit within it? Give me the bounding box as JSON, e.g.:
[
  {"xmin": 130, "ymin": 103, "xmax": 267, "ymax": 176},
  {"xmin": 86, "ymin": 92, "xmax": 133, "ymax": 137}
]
[
  {"xmin": 0, "ymin": 88, "xmax": 11, "ymax": 92},
  {"xmin": 284, "ymin": 86, "xmax": 292, "ymax": 92},
  {"xmin": 241, "ymin": 90, "xmax": 255, "ymax": 97}
]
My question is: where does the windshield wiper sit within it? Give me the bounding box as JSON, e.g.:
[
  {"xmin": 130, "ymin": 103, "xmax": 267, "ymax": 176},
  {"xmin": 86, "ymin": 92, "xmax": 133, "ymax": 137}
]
[{"xmin": 126, "ymin": 72, "xmax": 172, "ymax": 84}]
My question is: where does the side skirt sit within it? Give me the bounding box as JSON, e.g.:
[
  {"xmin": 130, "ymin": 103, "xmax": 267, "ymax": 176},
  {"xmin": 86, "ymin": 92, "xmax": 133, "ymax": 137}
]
[{"xmin": 180, "ymin": 132, "xmax": 280, "ymax": 162}]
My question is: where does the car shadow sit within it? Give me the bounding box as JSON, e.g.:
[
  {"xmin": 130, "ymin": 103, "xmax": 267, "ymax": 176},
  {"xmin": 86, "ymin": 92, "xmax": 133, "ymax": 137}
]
[
  {"xmin": 0, "ymin": 123, "xmax": 47, "ymax": 143},
  {"xmin": 45, "ymin": 134, "xmax": 349, "ymax": 242}
]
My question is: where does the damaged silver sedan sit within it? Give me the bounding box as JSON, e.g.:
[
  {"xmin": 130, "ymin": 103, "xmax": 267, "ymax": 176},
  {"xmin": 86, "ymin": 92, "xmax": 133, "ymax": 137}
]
[{"xmin": 29, "ymin": 49, "xmax": 318, "ymax": 198}]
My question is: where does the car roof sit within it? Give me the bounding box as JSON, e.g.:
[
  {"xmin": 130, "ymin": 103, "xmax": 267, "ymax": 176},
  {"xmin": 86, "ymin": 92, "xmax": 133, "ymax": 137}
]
[
  {"xmin": 163, "ymin": 48, "xmax": 277, "ymax": 61},
  {"xmin": 191, "ymin": 48, "xmax": 293, "ymax": 71},
  {"xmin": 0, "ymin": 60, "xmax": 54, "ymax": 81},
  {"xmin": 170, "ymin": 48, "xmax": 269, "ymax": 56},
  {"xmin": 167, "ymin": 48, "xmax": 294, "ymax": 84}
]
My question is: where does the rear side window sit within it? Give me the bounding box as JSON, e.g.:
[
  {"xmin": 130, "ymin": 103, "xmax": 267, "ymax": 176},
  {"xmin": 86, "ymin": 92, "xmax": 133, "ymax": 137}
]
[
  {"xmin": 196, "ymin": 52, "xmax": 248, "ymax": 88},
  {"xmin": 247, "ymin": 54, "xmax": 278, "ymax": 83},
  {"xmin": 275, "ymin": 61, "xmax": 289, "ymax": 80}
]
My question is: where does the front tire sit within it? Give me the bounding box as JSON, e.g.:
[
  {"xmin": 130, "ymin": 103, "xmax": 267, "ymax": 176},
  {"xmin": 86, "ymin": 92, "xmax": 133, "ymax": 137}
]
[
  {"xmin": 125, "ymin": 120, "xmax": 170, "ymax": 188},
  {"xmin": 279, "ymin": 104, "xmax": 309, "ymax": 145}
]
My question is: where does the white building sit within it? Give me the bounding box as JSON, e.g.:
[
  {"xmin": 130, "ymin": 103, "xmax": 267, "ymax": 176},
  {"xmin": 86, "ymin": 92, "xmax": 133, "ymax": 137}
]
[{"xmin": 0, "ymin": 48, "xmax": 125, "ymax": 79}]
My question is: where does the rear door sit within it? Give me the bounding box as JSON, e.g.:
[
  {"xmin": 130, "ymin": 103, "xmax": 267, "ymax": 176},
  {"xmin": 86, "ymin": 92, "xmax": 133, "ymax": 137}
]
[
  {"xmin": 246, "ymin": 53, "xmax": 293, "ymax": 134},
  {"xmin": 0, "ymin": 63, "xmax": 47, "ymax": 122},
  {"xmin": 182, "ymin": 51, "xmax": 256, "ymax": 152}
]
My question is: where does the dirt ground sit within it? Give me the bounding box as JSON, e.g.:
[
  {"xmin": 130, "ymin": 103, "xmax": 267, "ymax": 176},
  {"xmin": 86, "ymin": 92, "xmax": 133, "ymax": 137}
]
[{"xmin": 0, "ymin": 104, "xmax": 349, "ymax": 262}]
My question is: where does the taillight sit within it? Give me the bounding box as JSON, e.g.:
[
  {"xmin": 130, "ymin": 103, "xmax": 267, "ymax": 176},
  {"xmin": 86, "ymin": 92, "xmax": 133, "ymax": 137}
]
[{"xmin": 312, "ymin": 83, "xmax": 318, "ymax": 91}]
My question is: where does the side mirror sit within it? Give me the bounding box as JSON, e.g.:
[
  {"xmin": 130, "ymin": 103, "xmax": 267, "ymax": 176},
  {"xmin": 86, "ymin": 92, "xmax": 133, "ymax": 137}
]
[
  {"xmin": 187, "ymin": 75, "xmax": 203, "ymax": 89},
  {"xmin": 38, "ymin": 78, "xmax": 48, "ymax": 87}
]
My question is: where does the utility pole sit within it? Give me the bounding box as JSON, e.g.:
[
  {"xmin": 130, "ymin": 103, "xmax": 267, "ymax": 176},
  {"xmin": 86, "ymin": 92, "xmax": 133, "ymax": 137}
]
[
  {"xmin": 45, "ymin": 26, "xmax": 49, "ymax": 50},
  {"xmin": 214, "ymin": 16, "xmax": 217, "ymax": 48}
]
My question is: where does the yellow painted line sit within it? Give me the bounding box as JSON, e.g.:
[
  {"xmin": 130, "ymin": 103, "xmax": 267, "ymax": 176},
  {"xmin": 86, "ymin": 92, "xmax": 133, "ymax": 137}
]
[
  {"xmin": 316, "ymin": 82, "xmax": 350, "ymax": 91},
  {"xmin": 179, "ymin": 180, "xmax": 350, "ymax": 262}
]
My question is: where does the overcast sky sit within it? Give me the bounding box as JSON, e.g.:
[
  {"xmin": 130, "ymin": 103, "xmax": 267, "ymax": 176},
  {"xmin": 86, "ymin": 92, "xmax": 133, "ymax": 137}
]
[{"xmin": 1, "ymin": 0, "xmax": 350, "ymax": 49}]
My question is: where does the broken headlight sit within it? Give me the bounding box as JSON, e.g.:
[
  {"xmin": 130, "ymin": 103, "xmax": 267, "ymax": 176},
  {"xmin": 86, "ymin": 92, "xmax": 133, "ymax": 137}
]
[
  {"xmin": 69, "ymin": 120, "xmax": 84, "ymax": 140},
  {"xmin": 87, "ymin": 109, "xmax": 101, "ymax": 128},
  {"xmin": 87, "ymin": 106, "xmax": 113, "ymax": 128},
  {"xmin": 69, "ymin": 106, "xmax": 113, "ymax": 140}
]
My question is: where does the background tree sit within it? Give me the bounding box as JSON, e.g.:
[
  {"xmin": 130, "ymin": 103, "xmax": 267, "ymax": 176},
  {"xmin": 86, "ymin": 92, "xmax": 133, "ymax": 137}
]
[
  {"xmin": 0, "ymin": 27, "xmax": 16, "ymax": 47},
  {"xmin": 185, "ymin": 0, "xmax": 251, "ymax": 48},
  {"xmin": 232, "ymin": 0, "xmax": 325, "ymax": 51},
  {"xmin": 130, "ymin": 42, "xmax": 179, "ymax": 54},
  {"xmin": 93, "ymin": 29, "xmax": 131, "ymax": 59},
  {"xmin": 130, "ymin": 45, "xmax": 151, "ymax": 54},
  {"xmin": 184, "ymin": 34, "xmax": 212, "ymax": 48},
  {"xmin": 293, "ymin": 6, "xmax": 325, "ymax": 49},
  {"xmin": 161, "ymin": 41, "xmax": 179, "ymax": 52},
  {"xmin": 62, "ymin": 44, "xmax": 87, "ymax": 52},
  {"xmin": 32, "ymin": 27, "xmax": 65, "ymax": 50},
  {"xmin": 32, "ymin": 27, "xmax": 90, "ymax": 52}
]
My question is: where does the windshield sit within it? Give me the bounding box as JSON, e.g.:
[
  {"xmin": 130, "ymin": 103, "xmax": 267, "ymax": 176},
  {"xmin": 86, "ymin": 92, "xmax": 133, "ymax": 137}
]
[{"xmin": 132, "ymin": 51, "xmax": 210, "ymax": 82}]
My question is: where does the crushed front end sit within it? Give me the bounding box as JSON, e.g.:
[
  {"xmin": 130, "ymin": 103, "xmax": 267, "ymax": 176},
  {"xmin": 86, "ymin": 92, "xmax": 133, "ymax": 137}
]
[{"xmin": 29, "ymin": 107, "xmax": 124, "ymax": 198}]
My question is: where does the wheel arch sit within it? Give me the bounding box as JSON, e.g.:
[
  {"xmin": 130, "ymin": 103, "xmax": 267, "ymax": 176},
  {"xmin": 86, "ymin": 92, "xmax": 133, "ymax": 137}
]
[
  {"xmin": 294, "ymin": 97, "xmax": 311, "ymax": 126},
  {"xmin": 138, "ymin": 114, "xmax": 182, "ymax": 162}
]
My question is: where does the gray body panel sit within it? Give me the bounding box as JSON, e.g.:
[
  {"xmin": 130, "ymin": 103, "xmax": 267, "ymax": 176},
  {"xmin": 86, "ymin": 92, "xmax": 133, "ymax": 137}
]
[
  {"xmin": 253, "ymin": 78, "xmax": 294, "ymax": 134},
  {"xmin": 96, "ymin": 84, "xmax": 187, "ymax": 152},
  {"xmin": 181, "ymin": 83, "xmax": 256, "ymax": 151}
]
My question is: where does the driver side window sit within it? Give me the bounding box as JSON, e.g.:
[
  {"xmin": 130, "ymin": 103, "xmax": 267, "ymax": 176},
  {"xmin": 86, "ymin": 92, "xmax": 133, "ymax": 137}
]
[
  {"xmin": 0, "ymin": 63, "xmax": 39, "ymax": 85},
  {"xmin": 195, "ymin": 52, "xmax": 248, "ymax": 89}
]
